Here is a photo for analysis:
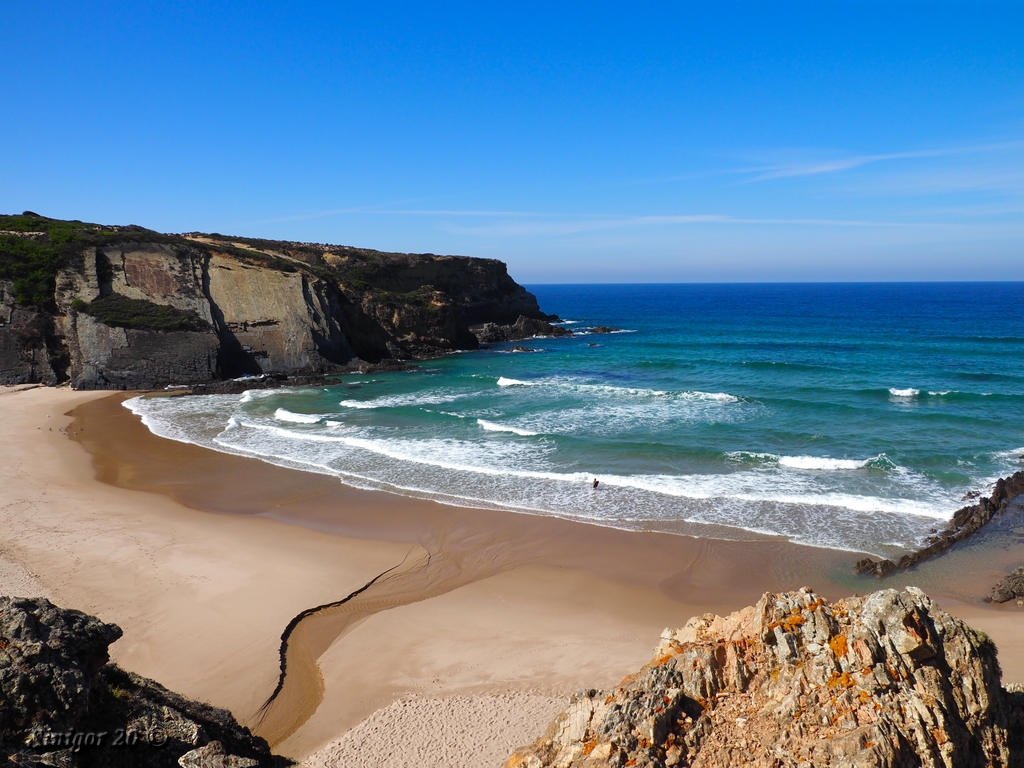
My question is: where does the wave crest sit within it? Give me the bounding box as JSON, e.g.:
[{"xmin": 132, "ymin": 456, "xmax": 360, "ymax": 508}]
[
  {"xmin": 728, "ymin": 452, "xmax": 897, "ymax": 471},
  {"xmin": 497, "ymin": 375, "xmax": 739, "ymax": 402},
  {"xmin": 274, "ymin": 409, "xmax": 321, "ymax": 424},
  {"xmin": 889, "ymin": 388, "xmax": 920, "ymax": 398},
  {"xmin": 477, "ymin": 419, "xmax": 540, "ymax": 436}
]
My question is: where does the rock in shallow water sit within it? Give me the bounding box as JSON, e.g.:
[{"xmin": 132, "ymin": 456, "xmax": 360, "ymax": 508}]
[{"xmin": 505, "ymin": 587, "xmax": 1024, "ymax": 768}]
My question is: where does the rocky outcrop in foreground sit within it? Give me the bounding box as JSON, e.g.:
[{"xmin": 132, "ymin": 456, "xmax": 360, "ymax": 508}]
[
  {"xmin": 506, "ymin": 587, "xmax": 1023, "ymax": 768},
  {"xmin": 856, "ymin": 471, "xmax": 1024, "ymax": 578},
  {"xmin": 0, "ymin": 596, "xmax": 286, "ymax": 767}
]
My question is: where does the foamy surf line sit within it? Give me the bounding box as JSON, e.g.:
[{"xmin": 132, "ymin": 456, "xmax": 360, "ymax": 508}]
[
  {"xmin": 127, "ymin": 401, "xmax": 900, "ymax": 555},
  {"xmin": 496, "ymin": 376, "xmax": 739, "ymax": 402},
  {"xmin": 122, "ymin": 396, "xmax": 957, "ymax": 555},
  {"xmin": 142, "ymin": 399, "xmax": 953, "ymax": 521}
]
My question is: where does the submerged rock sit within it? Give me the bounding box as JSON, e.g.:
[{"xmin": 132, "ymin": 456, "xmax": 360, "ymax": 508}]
[
  {"xmin": 506, "ymin": 587, "xmax": 1024, "ymax": 768},
  {"xmin": 0, "ymin": 596, "xmax": 287, "ymax": 767}
]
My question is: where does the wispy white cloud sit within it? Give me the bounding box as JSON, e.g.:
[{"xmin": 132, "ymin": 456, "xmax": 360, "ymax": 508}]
[
  {"xmin": 739, "ymin": 140, "xmax": 1024, "ymax": 182},
  {"xmin": 438, "ymin": 212, "xmax": 938, "ymax": 238},
  {"xmin": 244, "ymin": 205, "xmax": 999, "ymax": 240},
  {"xmin": 843, "ymin": 167, "xmax": 1024, "ymax": 197}
]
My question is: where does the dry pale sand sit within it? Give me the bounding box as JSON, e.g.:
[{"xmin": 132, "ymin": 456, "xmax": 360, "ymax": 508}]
[
  {"xmin": 1, "ymin": 386, "xmax": 1021, "ymax": 768},
  {"xmin": 302, "ymin": 692, "xmax": 568, "ymax": 768}
]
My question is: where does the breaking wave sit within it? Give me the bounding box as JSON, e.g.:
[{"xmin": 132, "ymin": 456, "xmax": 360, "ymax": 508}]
[{"xmin": 477, "ymin": 419, "xmax": 540, "ymax": 436}]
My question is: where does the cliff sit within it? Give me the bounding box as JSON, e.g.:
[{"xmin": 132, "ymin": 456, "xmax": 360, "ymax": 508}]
[
  {"xmin": 506, "ymin": 587, "xmax": 1024, "ymax": 768},
  {"xmin": 0, "ymin": 595, "xmax": 286, "ymax": 767},
  {"xmin": 0, "ymin": 213, "xmax": 553, "ymax": 389}
]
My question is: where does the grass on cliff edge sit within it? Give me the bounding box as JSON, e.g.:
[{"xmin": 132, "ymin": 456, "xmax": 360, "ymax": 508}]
[
  {"xmin": 0, "ymin": 213, "xmax": 102, "ymax": 306},
  {"xmin": 77, "ymin": 294, "xmax": 211, "ymax": 333}
]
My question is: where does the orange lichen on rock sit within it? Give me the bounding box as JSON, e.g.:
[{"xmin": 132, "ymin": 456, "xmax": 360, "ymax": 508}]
[
  {"xmin": 503, "ymin": 587, "xmax": 1021, "ymax": 768},
  {"xmin": 828, "ymin": 672, "xmax": 857, "ymax": 689},
  {"xmin": 829, "ymin": 634, "xmax": 849, "ymax": 658}
]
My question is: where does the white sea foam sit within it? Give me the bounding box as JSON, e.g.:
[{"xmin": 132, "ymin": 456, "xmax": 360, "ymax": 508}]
[
  {"xmin": 239, "ymin": 388, "xmax": 287, "ymax": 403},
  {"xmin": 889, "ymin": 388, "xmax": 920, "ymax": 398},
  {"xmin": 928, "ymin": 390, "xmax": 955, "ymax": 396},
  {"xmin": 496, "ymin": 375, "xmax": 738, "ymax": 402},
  {"xmin": 274, "ymin": 408, "xmax": 321, "ymax": 424},
  {"xmin": 477, "ymin": 419, "xmax": 539, "ymax": 436},
  {"xmin": 496, "ymin": 377, "xmax": 536, "ymax": 387},
  {"xmin": 727, "ymin": 452, "xmax": 896, "ymax": 471},
  {"xmin": 339, "ymin": 392, "xmax": 466, "ymax": 409},
  {"xmin": 993, "ymin": 446, "xmax": 1024, "ymax": 463},
  {"xmin": 779, "ymin": 455, "xmax": 875, "ymax": 470},
  {"xmin": 725, "ymin": 451, "xmax": 777, "ymax": 464}
]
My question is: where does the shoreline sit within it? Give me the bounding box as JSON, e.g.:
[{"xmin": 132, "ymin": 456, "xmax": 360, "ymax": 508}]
[{"xmin": 2, "ymin": 386, "xmax": 1022, "ymax": 765}]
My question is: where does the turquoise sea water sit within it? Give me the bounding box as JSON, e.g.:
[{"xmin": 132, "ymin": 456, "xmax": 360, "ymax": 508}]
[{"xmin": 127, "ymin": 283, "xmax": 1024, "ymax": 558}]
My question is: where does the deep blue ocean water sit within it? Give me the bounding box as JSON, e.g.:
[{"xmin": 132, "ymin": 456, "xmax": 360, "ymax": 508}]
[{"xmin": 127, "ymin": 283, "xmax": 1024, "ymax": 557}]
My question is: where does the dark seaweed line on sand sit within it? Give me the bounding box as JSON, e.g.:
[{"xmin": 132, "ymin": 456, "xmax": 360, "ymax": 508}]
[
  {"xmin": 855, "ymin": 470, "xmax": 1024, "ymax": 579},
  {"xmin": 252, "ymin": 549, "xmax": 424, "ymax": 728}
]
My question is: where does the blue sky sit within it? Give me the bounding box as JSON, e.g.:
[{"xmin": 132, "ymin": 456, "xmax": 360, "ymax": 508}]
[{"xmin": 3, "ymin": 2, "xmax": 1022, "ymax": 282}]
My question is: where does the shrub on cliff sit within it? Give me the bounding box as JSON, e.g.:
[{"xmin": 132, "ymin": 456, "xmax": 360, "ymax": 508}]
[
  {"xmin": 77, "ymin": 294, "xmax": 211, "ymax": 333},
  {"xmin": 0, "ymin": 213, "xmax": 103, "ymax": 306}
]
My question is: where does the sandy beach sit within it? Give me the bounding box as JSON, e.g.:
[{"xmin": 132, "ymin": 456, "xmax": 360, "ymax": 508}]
[{"xmin": 1, "ymin": 385, "xmax": 1021, "ymax": 767}]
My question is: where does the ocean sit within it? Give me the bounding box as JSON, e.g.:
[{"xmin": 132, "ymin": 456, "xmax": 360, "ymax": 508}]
[{"xmin": 126, "ymin": 282, "xmax": 1024, "ymax": 558}]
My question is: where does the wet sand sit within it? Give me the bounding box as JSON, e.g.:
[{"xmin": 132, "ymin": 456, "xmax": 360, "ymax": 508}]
[{"xmin": 2, "ymin": 386, "xmax": 1021, "ymax": 765}]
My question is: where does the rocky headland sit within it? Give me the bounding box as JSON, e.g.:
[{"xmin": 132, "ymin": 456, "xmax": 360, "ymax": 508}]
[
  {"xmin": 0, "ymin": 212, "xmax": 557, "ymax": 389},
  {"xmin": 0, "ymin": 595, "xmax": 286, "ymax": 767},
  {"xmin": 506, "ymin": 587, "xmax": 1024, "ymax": 768}
]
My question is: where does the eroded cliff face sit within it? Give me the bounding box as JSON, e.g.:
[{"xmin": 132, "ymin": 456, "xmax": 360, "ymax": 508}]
[
  {"xmin": 506, "ymin": 587, "xmax": 1024, "ymax": 768},
  {"xmin": 205, "ymin": 252, "xmax": 356, "ymax": 376},
  {"xmin": 0, "ymin": 215, "xmax": 553, "ymax": 389},
  {"xmin": 0, "ymin": 282, "xmax": 63, "ymax": 385}
]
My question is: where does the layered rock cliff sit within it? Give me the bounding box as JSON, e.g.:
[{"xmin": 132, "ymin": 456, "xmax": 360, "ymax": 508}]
[
  {"xmin": 506, "ymin": 587, "xmax": 1023, "ymax": 768},
  {"xmin": 0, "ymin": 595, "xmax": 286, "ymax": 767},
  {"xmin": 0, "ymin": 213, "xmax": 553, "ymax": 389}
]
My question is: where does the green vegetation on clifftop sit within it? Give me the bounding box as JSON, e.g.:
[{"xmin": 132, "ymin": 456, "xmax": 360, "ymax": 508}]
[{"xmin": 0, "ymin": 213, "xmax": 99, "ymax": 306}]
